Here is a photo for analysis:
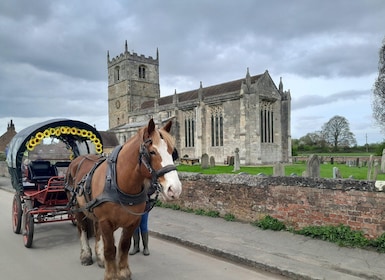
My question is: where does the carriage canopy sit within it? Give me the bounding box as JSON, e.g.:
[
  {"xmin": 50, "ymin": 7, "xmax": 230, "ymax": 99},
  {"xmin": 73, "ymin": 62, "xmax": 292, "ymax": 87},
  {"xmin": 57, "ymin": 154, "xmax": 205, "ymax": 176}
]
[{"xmin": 6, "ymin": 118, "xmax": 103, "ymax": 192}]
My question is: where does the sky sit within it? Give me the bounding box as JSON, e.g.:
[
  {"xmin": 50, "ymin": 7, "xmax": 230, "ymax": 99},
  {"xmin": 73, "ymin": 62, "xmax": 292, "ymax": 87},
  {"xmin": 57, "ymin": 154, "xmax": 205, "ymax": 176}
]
[{"xmin": 0, "ymin": 0, "xmax": 384, "ymax": 146}]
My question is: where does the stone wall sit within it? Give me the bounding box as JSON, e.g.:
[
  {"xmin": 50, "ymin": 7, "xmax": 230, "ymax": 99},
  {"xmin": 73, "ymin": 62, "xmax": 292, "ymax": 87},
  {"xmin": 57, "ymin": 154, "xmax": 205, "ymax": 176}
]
[
  {"xmin": 176, "ymin": 172, "xmax": 385, "ymax": 239},
  {"xmin": 293, "ymin": 155, "xmax": 381, "ymax": 164}
]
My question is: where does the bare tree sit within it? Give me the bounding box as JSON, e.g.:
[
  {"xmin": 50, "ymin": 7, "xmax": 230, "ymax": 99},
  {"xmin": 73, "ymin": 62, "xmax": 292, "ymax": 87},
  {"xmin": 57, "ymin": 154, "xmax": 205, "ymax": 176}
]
[
  {"xmin": 373, "ymin": 37, "xmax": 385, "ymax": 131},
  {"xmin": 321, "ymin": 115, "xmax": 356, "ymax": 151}
]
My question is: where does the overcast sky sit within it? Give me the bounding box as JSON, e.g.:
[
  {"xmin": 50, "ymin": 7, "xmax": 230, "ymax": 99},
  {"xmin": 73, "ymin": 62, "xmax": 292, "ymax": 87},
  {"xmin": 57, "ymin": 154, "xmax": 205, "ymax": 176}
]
[{"xmin": 1, "ymin": 0, "xmax": 384, "ymax": 145}]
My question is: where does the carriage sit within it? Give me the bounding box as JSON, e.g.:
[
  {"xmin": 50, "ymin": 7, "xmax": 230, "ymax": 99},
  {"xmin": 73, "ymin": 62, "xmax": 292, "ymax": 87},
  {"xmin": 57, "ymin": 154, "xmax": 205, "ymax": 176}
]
[{"xmin": 6, "ymin": 119, "xmax": 103, "ymax": 248}]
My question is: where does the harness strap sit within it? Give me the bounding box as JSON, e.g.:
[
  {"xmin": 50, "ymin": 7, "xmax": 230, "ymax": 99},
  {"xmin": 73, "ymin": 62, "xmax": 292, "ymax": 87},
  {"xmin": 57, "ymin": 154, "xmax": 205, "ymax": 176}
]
[{"xmin": 83, "ymin": 145, "xmax": 147, "ymax": 212}]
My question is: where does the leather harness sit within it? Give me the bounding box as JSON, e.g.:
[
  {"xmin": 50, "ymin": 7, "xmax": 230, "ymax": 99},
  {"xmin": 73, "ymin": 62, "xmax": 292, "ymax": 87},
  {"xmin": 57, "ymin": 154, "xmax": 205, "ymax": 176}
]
[{"xmin": 66, "ymin": 139, "xmax": 177, "ymax": 215}]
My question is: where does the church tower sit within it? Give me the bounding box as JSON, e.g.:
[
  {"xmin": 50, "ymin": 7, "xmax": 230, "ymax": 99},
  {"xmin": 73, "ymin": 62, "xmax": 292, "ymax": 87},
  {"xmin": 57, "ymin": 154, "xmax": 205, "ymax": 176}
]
[{"xmin": 107, "ymin": 40, "xmax": 160, "ymax": 129}]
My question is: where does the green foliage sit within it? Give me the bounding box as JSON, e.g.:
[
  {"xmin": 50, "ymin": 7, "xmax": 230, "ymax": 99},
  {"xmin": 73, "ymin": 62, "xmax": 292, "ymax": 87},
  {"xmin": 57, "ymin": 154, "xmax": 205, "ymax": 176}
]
[
  {"xmin": 157, "ymin": 201, "xmax": 181, "ymax": 210},
  {"xmin": 194, "ymin": 208, "xmax": 206, "ymax": 215},
  {"xmin": 371, "ymin": 233, "xmax": 385, "ymax": 253},
  {"xmin": 182, "ymin": 208, "xmax": 195, "ymax": 213},
  {"xmin": 253, "ymin": 215, "xmax": 286, "ymax": 231},
  {"xmin": 295, "ymin": 224, "xmax": 369, "ymax": 247},
  {"xmin": 224, "ymin": 213, "xmax": 236, "ymax": 221}
]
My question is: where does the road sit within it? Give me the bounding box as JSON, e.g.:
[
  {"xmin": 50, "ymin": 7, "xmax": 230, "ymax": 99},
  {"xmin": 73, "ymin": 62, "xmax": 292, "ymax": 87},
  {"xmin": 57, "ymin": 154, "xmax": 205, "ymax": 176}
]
[{"xmin": 0, "ymin": 189, "xmax": 287, "ymax": 280}]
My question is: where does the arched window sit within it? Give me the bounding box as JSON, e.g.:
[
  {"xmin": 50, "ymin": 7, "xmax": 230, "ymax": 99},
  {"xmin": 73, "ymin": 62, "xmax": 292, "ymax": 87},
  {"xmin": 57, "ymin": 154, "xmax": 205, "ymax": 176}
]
[
  {"xmin": 139, "ymin": 65, "xmax": 146, "ymax": 79},
  {"xmin": 210, "ymin": 106, "xmax": 223, "ymax": 147},
  {"xmin": 184, "ymin": 110, "xmax": 195, "ymax": 147},
  {"xmin": 260, "ymin": 101, "xmax": 274, "ymax": 143},
  {"xmin": 114, "ymin": 66, "xmax": 120, "ymax": 82}
]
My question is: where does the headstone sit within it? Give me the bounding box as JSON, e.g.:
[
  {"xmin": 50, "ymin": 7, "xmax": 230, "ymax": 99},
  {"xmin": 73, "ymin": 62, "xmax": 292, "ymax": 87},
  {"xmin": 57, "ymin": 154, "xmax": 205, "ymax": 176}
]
[
  {"xmin": 273, "ymin": 162, "xmax": 285, "ymax": 176},
  {"xmin": 201, "ymin": 153, "xmax": 209, "ymax": 169},
  {"xmin": 381, "ymin": 149, "xmax": 385, "ymax": 173},
  {"xmin": 367, "ymin": 155, "xmax": 374, "ymax": 180},
  {"xmin": 306, "ymin": 154, "xmax": 320, "ymax": 178},
  {"xmin": 332, "ymin": 167, "xmax": 341, "ymax": 178},
  {"xmin": 233, "ymin": 148, "xmax": 240, "ymax": 172},
  {"xmin": 209, "ymin": 156, "xmax": 215, "ymax": 167},
  {"xmin": 228, "ymin": 156, "xmax": 234, "ymax": 166},
  {"xmin": 373, "ymin": 159, "xmax": 379, "ymax": 180}
]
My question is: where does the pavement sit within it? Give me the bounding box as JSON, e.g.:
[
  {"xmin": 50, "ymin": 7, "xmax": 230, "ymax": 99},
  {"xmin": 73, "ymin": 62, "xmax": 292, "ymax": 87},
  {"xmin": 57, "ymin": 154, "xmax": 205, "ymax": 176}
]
[{"xmin": 1, "ymin": 175, "xmax": 384, "ymax": 280}]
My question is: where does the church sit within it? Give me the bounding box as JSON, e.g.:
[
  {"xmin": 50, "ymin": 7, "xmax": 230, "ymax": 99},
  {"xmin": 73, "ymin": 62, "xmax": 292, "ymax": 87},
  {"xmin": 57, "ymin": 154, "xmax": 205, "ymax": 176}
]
[{"xmin": 108, "ymin": 41, "xmax": 292, "ymax": 165}]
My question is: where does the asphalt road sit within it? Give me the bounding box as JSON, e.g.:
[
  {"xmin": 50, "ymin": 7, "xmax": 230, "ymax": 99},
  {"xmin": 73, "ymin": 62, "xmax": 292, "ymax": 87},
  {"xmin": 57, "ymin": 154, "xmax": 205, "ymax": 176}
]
[{"xmin": 0, "ymin": 189, "xmax": 286, "ymax": 280}]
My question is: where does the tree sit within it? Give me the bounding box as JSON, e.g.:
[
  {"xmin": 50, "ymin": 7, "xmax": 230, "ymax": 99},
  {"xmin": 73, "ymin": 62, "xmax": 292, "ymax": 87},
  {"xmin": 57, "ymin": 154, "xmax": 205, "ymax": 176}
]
[
  {"xmin": 299, "ymin": 131, "xmax": 325, "ymax": 146},
  {"xmin": 372, "ymin": 37, "xmax": 385, "ymax": 131},
  {"xmin": 321, "ymin": 116, "xmax": 356, "ymax": 151}
]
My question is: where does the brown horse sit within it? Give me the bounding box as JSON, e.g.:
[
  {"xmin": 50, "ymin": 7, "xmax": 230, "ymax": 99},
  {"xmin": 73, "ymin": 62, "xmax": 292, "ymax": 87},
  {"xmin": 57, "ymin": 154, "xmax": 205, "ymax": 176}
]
[{"xmin": 65, "ymin": 119, "xmax": 182, "ymax": 280}]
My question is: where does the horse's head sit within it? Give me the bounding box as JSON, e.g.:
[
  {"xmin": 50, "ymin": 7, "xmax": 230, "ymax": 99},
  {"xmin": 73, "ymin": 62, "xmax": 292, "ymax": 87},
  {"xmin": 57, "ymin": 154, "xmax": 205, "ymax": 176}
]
[{"xmin": 140, "ymin": 119, "xmax": 182, "ymax": 201}]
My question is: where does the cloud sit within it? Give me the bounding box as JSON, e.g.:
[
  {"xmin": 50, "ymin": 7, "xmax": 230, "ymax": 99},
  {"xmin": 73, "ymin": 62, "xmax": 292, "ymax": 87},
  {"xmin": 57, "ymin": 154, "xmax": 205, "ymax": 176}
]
[
  {"xmin": 292, "ymin": 89, "xmax": 370, "ymax": 110},
  {"xmin": 0, "ymin": 0, "xmax": 384, "ymax": 146}
]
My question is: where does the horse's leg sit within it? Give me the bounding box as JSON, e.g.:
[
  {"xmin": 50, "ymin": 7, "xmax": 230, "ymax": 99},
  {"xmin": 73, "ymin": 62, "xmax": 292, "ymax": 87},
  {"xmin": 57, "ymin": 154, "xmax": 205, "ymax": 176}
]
[
  {"xmin": 76, "ymin": 212, "xmax": 93, "ymax": 265},
  {"xmin": 117, "ymin": 227, "xmax": 135, "ymax": 280},
  {"xmin": 94, "ymin": 220, "xmax": 105, "ymax": 268},
  {"xmin": 99, "ymin": 220, "xmax": 118, "ymax": 280}
]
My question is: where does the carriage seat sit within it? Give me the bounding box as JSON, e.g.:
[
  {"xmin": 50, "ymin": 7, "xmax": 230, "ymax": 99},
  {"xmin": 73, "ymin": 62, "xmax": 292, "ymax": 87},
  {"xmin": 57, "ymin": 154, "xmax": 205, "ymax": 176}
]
[{"xmin": 27, "ymin": 160, "xmax": 58, "ymax": 183}]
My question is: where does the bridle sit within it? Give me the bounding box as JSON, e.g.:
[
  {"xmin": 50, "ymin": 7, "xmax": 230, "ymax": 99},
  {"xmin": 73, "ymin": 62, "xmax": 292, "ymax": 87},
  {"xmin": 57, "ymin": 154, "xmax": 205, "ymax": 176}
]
[{"xmin": 138, "ymin": 137, "xmax": 178, "ymax": 207}]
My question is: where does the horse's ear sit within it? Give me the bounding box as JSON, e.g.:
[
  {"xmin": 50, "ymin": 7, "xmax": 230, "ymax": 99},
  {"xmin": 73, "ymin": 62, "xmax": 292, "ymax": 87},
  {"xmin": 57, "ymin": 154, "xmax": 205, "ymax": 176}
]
[
  {"xmin": 163, "ymin": 120, "xmax": 172, "ymax": 133},
  {"xmin": 147, "ymin": 118, "xmax": 155, "ymax": 135}
]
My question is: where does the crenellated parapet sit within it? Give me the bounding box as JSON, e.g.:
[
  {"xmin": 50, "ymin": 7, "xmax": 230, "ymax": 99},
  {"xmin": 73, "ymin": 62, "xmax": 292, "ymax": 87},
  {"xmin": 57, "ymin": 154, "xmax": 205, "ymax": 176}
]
[{"xmin": 107, "ymin": 40, "xmax": 158, "ymax": 66}]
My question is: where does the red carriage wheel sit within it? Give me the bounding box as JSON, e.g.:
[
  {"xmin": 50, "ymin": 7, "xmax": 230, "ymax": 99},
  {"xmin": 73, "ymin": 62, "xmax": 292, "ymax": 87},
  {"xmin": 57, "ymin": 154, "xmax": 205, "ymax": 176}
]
[
  {"xmin": 23, "ymin": 200, "xmax": 34, "ymax": 248},
  {"xmin": 12, "ymin": 194, "xmax": 23, "ymax": 234}
]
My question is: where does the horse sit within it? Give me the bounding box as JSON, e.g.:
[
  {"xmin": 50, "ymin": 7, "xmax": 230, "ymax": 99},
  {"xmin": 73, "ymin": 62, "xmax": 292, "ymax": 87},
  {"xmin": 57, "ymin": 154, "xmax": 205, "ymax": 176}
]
[{"xmin": 65, "ymin": 119, "xmax": 182, "ymax": 280}]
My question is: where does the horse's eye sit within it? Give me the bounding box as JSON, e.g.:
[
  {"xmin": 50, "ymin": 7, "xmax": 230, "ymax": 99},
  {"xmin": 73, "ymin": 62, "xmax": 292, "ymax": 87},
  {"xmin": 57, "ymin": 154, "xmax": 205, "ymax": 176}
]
[{"xmin": 149, "ymin": 151, "xmax": 156, "ymax": 156}]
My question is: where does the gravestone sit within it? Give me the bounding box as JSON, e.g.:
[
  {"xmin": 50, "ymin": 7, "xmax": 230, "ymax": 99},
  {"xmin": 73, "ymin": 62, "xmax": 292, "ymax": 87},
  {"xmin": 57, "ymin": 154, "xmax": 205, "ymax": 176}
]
[
  {"xmin": 228, "ymin": 156, "xmax": 234, "ymax": 166},
  {"xmin": 373, "ymin": 159, "xmax": 379, "ymax": 180},
  {"xmin": 306, "ymin": 154, "xmax": 320, "ymax": 178},
  {"xmin": 233, "ymin": 148, "xmax": 240, "ymax": 172},
  {"xmin": 273, "ymin": 162, "xmax": 285, "ymax": 176},
  {"xmin": 367, "ymin": 155, "xmax": 374, "ymax": 180},
  {"xmin": 333, "ymin": 167, "xmax": 341, "ymax": 178},
  {"xmin": 381, "ymin": 149, "xmax": 385, "ymax": 173},
  {"xmin": 209, "ymin": 156, "xmax": 215, "ymax": 167},
  {"xmin": 201, "ymin": 153, "xmax": 209, "ymax": 169}
]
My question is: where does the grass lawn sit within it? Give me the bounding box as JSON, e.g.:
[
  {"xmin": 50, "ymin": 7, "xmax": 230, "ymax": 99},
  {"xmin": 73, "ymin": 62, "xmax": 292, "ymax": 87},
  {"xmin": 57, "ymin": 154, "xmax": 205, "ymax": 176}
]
[{"xmin": 176, "ymin": 163, "xmax": 385, "ymax": 180}]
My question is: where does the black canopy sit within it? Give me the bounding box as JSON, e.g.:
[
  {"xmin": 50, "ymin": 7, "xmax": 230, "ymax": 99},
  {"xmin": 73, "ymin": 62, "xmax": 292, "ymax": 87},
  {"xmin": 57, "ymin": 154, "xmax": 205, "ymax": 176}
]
[{"xmin": 6, "ymin": 118, "xmax": 103, "ymax": 192}]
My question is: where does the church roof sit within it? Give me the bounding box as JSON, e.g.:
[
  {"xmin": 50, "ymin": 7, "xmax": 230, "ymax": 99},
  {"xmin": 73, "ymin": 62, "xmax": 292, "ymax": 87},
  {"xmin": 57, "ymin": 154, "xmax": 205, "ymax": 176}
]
[{"xmin": 140, "ymin": 74, "xmax": 262, "ymax": 110}]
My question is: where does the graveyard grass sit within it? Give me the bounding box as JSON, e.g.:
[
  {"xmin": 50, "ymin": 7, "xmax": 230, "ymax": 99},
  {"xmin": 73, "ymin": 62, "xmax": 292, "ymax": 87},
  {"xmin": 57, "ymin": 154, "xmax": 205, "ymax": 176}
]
[{"xmin": 176, "ymin": 163, "xmax": 385, "ymax": 180}]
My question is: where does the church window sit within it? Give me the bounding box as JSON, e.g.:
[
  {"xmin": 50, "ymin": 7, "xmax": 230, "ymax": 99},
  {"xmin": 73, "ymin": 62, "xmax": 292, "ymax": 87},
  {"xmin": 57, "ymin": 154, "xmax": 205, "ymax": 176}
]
[
  {"xmin": 260, "ymin": 101, "xmax": 274, "ymax": 143},
  {"xmin": 184, "ymin": 110, "xmax": 195, "ymax": 147},
  {"xmin": 139, "ymin": 65, "xmax": 146, "ymax": 79},
  {"xmin": 114, "ymin": 66, "xmax": 120, "ymax": 82},
  {"xmin": 210, "ymin": 106, "xmax": 223, "ymax": 146}
]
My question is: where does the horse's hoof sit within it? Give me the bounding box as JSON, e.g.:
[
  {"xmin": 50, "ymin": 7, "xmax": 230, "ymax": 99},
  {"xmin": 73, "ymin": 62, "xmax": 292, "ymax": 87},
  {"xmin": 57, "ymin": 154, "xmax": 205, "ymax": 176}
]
[
  {"xmin": 81, "ymin": 258, "xmax": 93, "ymax": 266},
  {"xmin": 97, "ymin": 259, "xmax": 105, "ymax": 268}
]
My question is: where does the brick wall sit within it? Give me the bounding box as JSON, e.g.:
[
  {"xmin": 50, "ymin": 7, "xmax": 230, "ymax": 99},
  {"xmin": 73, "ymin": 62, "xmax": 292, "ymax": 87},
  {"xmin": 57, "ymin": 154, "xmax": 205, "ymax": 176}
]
[{"xmin": 176, "ymin": 172, "xmax": 385, "ymax": 239}]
